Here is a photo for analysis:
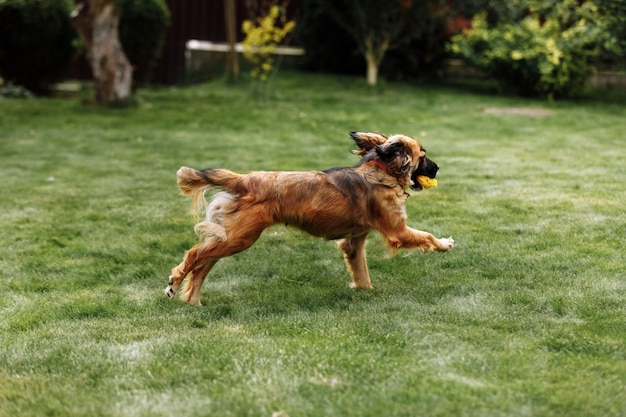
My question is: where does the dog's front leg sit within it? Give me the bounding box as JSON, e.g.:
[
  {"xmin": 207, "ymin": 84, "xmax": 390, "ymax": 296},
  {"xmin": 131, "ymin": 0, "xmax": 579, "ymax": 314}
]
[
  {"xmin": 387, "ymin": 227, "xmax": 454, "ymax": 253},
  {"xmin": 337, "ymin": 234, "xmax": 373, "ymax": 289}
]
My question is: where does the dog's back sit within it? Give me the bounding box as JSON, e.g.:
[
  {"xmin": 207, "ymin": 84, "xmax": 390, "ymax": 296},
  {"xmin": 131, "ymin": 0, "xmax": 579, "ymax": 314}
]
[{"xmin": 179, "ymin": 167, "xmax": 380, "ymax": 240}]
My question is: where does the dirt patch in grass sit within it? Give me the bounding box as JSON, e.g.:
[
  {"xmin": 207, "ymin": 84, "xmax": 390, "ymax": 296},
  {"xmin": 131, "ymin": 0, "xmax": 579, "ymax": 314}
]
[{"xmin": 484, "ymin": 107, "xmax": 554, "ymax": 116}]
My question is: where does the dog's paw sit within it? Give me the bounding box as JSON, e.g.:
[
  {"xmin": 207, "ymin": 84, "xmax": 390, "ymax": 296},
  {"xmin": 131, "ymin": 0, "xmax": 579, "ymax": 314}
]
[
  {"xmin": 349, "ymin": 282, "xmax": 374, "ymax": 290},
  {"xmin": 438, "ymin": 237, "xmax": 455, "ymax": 251},
  {"xmin": 164, "ymin": 285, "xmax": 176, "ymax": 299}
]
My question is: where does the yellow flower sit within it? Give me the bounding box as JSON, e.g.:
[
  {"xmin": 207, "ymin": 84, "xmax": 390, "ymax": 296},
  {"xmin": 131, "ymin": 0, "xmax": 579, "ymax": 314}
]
[
  {"xmin": 511, "ymin": 50, "xmax": 523, "ymax": 60},
  {"xmin": 241, "ymin": 3, "xmax": 295, "ymax": 84},
  {"xmin": 269, "ymin": 5, "xmax": 280, "ymax": 19},
  {"xmin": 242, "ymin": 20, "xmax": 252, "ymax": 34},
  {"xmin": 545, "ymin": 38, "xmax": 562, "ymax": 65}
]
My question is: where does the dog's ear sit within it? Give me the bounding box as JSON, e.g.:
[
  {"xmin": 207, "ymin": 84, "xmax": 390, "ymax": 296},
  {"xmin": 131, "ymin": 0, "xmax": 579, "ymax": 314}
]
[
  {"xmin": 350, "ymin": 131, "xmax": 388, "ymax": 156},
  {"xmin": 376, "ymin": 140, "xmax": 412, "ymax": 177}
]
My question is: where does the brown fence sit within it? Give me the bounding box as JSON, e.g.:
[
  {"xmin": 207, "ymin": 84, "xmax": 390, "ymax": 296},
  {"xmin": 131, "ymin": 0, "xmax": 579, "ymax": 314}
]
[
  {"xmin": 71, "ymin": 0, "xmax": 299, "ymax": 85},
  {"xmin": 156, "ymin": 0, "xmax": 235, "ymax": 85}
]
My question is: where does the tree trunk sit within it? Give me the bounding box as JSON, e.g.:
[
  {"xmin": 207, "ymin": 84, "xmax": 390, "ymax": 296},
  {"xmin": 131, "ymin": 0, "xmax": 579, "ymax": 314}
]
[
  {"xmin": 71, "ymin": 0, "xmax": 132, "ymax": 104},
  {"xmin": 365, "ymin": 51, "xmax": 379, "ymax": 86},
  {"xmin": 364, "ymin": 35, "xmax": 389, "ymax": 86},
  {"xmin": 224, "ymin": 0, "xmax": 239, "ymax": 81}
]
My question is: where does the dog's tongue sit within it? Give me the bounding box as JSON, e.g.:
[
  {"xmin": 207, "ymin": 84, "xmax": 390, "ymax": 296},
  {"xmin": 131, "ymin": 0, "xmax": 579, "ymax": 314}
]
[{"xmin": 417, "ymin": 176, "xmax": 438, "ymax": 189}]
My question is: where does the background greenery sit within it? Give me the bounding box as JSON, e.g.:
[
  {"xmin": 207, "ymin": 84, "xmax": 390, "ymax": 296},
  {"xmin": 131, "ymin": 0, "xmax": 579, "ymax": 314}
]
[
  {"xmin": 0, "ymin": 0, "xmax": 169, "ymax": 94},
  {"xmin": 116, "ymin": 0, "xmax": 170, "ymax": 87},
  {"xmin": 1, "ymin": 73, "xmax": 625, "ymax": 416},
  {"xmin": 449, "ymin": 0, "xmax": 619, "ymax": 98},
  {"xmin": 0, "ymin": 0, "xmax": 77, "ymax": 93},
  {"xmin": 3, "ymin": 0, "xmax": 624, "ymax": 97},
  {"xmin": 295, "ymin": 0, "xmax": 450, "ymax": 81}
]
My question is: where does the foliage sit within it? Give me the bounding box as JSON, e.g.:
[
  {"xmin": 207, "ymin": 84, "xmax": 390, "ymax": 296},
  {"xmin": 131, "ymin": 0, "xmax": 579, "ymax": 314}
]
[
  {"xmin": 0, "ymin": 0, "xmax": 77, "ymax": 94},
  {"xmin": 449, "ymin": 0, "xmax": 618, "ymax": 98},
  {"xmin": 446, "ymin": 0, "xmax": 522, "ymax": 25},
  {"xmin": 294, "ymin": 0, "xmax": 363, "ymax": 76},
  {"xmin": 595, "ymin": 0, "xmax": 626, "ymax": 67},
  {"xmin": 241, "ymin": 3, "xmax": 295, "ymax": 98},
  {"xmin": 309, "ymin": 0, "xmax": 447, "ymax": 86},
  {"xmin": 296, "ymin": 0, "xmax": 449, "ymax": 84},
  {"xmin": 380, "ymin": 18, "xmax": 450, "ymax": 82},
  {"xmin": 116, "ymin": 0, "xmax": 170, "ymax": 87}
]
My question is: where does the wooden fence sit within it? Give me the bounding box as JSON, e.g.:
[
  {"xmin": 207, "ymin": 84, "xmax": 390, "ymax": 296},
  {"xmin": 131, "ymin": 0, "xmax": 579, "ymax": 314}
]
[{"xmin": 155, "ymin": 0, "xmax": 236, "ymax": 85}]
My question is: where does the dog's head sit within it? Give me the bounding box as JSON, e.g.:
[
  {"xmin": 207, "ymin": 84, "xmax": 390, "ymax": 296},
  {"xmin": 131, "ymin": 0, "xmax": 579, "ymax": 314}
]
[{"xmin": 350, "ymin": 131, "xmax": 439, "ymax": 190}]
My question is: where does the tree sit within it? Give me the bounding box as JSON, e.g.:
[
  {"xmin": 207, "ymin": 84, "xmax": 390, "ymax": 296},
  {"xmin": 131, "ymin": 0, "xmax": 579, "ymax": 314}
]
[
  {"xmin": 224, "ymin": 0, "xmax": 240, "ymax": 81},
  {"xmin": 71, "ymin": 0, "xmax": 132, "ymax": 104},
  {"xmin": 320, "ymin": 0, "xmax": 443, "ymax": 86}
]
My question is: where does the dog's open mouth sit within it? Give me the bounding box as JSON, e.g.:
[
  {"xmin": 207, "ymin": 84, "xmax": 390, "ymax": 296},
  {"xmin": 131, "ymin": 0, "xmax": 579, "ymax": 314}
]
[{"xmin": 410, "ymin": 156, "xmax": 439, "ymax": 191}]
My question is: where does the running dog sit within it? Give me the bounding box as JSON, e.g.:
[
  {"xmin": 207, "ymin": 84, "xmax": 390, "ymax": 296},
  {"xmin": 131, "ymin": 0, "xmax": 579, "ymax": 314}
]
[{"xmin": 165, "ymin": 131, "xmax": 454, "ymax": 305}]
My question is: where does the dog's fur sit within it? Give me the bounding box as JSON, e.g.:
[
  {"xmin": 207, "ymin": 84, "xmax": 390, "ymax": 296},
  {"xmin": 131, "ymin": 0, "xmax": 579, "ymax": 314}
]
[{"xmin": 165, "ymin": 132, "xmax": 454, "ymax": 305}]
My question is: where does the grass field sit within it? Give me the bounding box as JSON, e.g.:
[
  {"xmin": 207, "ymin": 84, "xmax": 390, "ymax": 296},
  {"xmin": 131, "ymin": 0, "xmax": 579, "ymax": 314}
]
[{"xmin": 1, "ymin": 72, "xmax": 625, "ymax": 417}]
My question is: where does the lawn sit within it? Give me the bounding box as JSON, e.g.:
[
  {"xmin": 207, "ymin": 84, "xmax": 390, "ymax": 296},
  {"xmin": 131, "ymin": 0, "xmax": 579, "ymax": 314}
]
[{"xmin": 1, "ymin": 72, "xmax": 625, "ymax": 417}]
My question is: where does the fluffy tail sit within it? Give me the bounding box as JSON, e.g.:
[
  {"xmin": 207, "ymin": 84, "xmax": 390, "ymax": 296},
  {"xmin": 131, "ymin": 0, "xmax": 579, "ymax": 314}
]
[{"xmin": 176, "ymin": 167, "xmax": 241, "ymax": 215}]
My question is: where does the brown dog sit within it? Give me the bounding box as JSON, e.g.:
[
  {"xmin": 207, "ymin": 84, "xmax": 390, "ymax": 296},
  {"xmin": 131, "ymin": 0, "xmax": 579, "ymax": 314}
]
[{"xmin": 165, "ymin": 132, "xmax": 454, "ymax": 305}]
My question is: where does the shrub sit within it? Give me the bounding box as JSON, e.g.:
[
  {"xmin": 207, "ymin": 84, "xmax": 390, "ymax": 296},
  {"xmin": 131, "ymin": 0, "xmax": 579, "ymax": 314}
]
[
  {"xmin": 241, "ymin": 4, "xmax": 295, "ymax": 99},
  {"xmin": 116, "ymin": 0, "xmax": 170, "ymax": 87},
  {"xmin": 449, "ymin": 0, "xmax": 616, "ymax": 98},
  {"xmin": 0, "ymin": 0, "xmax": 77, "ymax": 94},
  {"xmin": 242, "ymin": 5, "xmax": 295, "ymax": 82},
  {"xmin": 595, "ymin": 0, "xmax": 626, "ymax": 68}
]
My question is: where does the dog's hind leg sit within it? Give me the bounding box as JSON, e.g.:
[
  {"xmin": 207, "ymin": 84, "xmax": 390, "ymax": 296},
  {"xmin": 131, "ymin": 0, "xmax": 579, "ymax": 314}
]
[
  {"xmin": 180, "ymin": 259, "xmax": 218, "ymax": 306},
  {"xmin": 165, "ymin": 243, "xmax": 217, "ymax": 303},
  {"xmin": 167, "ymin": 213, "xmax": 270, "ymax": 305},
  {"xmin": 165, "ymin": 247, "xmax": 200, "ymax": 300},
  {"xmin": 337, "ymin": 234, "xmax": 373, "ymax": 289},
  {"xmin": 166, "ymin": 192, "xmax": 233, "ymax": 301}
]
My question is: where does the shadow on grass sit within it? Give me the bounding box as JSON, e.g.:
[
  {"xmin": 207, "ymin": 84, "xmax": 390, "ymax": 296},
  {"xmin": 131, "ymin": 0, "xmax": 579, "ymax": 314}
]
[
  {"xmin": 159, "ymin": 252, "xmax": 465, "ymax": 326},
  {"xmin": 185, "ymin": 278, "xmax": 374, "ymax": 321}
]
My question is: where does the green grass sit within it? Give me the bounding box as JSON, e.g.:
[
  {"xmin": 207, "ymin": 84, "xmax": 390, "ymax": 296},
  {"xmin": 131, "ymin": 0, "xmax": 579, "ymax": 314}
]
[{"xmin": 1, "ymin": 72, "xmax": 625, "ymax": 417}]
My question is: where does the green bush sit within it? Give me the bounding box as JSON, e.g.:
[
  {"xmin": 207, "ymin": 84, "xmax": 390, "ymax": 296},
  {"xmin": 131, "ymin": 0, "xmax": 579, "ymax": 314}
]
[
  {"xmin": 449, "ymin": 0, "xmax": 616, "ymax": 98},
  {"xmin": 116, "ymin": 0, "xmax": 170, "ymax": 86},
  {"xmin": 595, "ymin": 0, "xmax": 626, "ymax": 68},
  {"xmin": 0, "ymin": 0, "xmax": 77, "ymax": 94}
]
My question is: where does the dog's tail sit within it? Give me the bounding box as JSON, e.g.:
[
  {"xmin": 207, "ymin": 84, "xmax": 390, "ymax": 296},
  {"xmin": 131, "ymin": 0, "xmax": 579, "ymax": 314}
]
[{"xmin": 177, "ymin": 167, "xmax": 242, "ymax": 215}]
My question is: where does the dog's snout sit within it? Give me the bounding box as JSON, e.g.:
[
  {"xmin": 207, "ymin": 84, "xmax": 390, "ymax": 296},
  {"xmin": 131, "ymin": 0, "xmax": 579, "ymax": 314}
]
[
  {"xmin": 422, "ymin": 157, "xmax": 439, "ymax": 177},
  {"xmin": 410, "ymin": 156, "xmax": 439, "ymax": 190}
]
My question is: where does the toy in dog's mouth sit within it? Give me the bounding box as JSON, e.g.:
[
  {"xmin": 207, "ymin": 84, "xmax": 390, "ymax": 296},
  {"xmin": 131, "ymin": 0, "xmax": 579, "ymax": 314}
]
[
  {"xmin": 416, "ymin": 176, "xmax": 438, "ymax": 189},
  {"xmin": 410, "ymin": 156, "xmax": 439, "ymax": 190}
]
